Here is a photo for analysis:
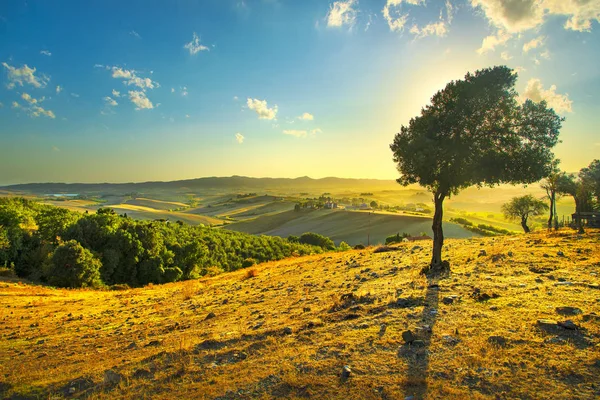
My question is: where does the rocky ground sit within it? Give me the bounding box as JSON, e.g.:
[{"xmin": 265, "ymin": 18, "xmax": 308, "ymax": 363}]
[{"xmin": 0, "ymin": 229, "xmax": 599, "ymax": 399}]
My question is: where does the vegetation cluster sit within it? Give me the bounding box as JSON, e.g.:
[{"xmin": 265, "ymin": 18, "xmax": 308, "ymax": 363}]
[{"xmin": 0, "ymin": 198, "xmax": 326, "ymax": 288}]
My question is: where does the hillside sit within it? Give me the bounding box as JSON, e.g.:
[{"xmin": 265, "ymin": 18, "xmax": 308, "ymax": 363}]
[
  {"xmin": 1, "ymin": 230, "xmax": 599, "ymax": 399},
  {"xmin": 226, "ymin": 209, "xmax": 477, "ymax": 245}
]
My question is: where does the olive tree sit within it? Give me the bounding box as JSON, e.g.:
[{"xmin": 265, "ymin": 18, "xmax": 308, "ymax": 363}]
[
  {"xmin": 390, "ymin": 66, "xmax": 562, "ymax": 275},
  {"xmin": 502, "ymin": 195, "xmax": 548, "ymax": 233}
]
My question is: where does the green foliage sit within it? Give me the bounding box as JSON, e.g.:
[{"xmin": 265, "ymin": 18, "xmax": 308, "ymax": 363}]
[
  {"xmin": 580, "ymin": 159, "xmax": 600, "ymax": 209},
  {"xmin": 385, "ymin": 232, "xmax": 409, "ymax": 244},
  {"xmin": 369, "ymin": 200, "xmax": 378, "ymax": 208},
  {"xmin": 390, "ymin": 66, "xmax": 562, "ymax": 196},
  {"xmin": 287, "ymin": 235, "xmax": 299, "ymax": 243},
  {"xmin": 502, "ymin": 195, "xmax": 548, "ymax": 233},
  {"xmin": 47, "ymin": 240, "xmax": 102, "ymax": 288},
  {"xmin": 298, "ymin": 232, "xmax": 335, "ymax": 250},
  {"xmin": 242, "ymin": 258, "xmax": 258, "ymax": 268},
  {"xmin": 390, "ymin": 66, "xmax": 562, "ymax": 265},
  {"xmin": 0, "ymin": 198, "xmax": 326, "ymax": 288},
  {"xmin": 449, "ymin": 217, "xmax": 473, "ymax": 227},
  {"xmin": 451, "ymin": 218, "xmax": 513, "ymax": 236},
  {"xmin": 337, "ymin": 241, "xmax": 352, "ymax": 251}
]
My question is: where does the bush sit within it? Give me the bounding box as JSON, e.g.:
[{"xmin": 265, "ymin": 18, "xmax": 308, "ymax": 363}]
[
  {"xmin": 241, "ymin": 258, "xmax": 258, "ymax": 268},
  {"xmin": 338, "ymin": 241, "xmax": 352, "ymax": 251},
  {"xmin": 298, "ymin": 232, "xmax": 335, "ymax": 250},
  {"xmin": 46, "ymin": 240, "xmax": 102, "ymax": 288},
  {"xmin": 354, "ymin": 244, "xmax": 366, "ymax": 250},
  {"xmin": 385, "ymin": 232, "xmax": 409, "ymax": 244},
  {"xmin": 450, "ymin": 217, "xmax": 473, "ymax": 226}
]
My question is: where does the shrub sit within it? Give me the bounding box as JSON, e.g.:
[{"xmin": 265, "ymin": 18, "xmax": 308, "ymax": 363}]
[
  {"xmin": 241, "ymin": 258, "xmax": 258, "ymax": 268},
  {"xmin": 46, "ymin": 240, "xmax": 102, "ymax": 288},
  {"xmin": 298, "ymin": 232, "xmax": 335, "ymax": 250},
  {"xmin": 338, "ymin": 241, "xmax": 352, "ymax": 251},
  {"xmin": 244, "ymin": 269, "xmax": 258, "ymax": 279},
  {"xmin": 354, "ymin": 244, "xmax": 366, "ymax": 250}
]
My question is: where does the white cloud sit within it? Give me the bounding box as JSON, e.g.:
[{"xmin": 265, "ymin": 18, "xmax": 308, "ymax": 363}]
[
  {"xmin": 500, "ymin": 51, "xmax": 512, "ymax": 60},
  {"xmin": 522, "ymin": 78, "xmax": 572, "ymax": 113},
  {"xmin": 171, "ymin": 88, "xmax": 175, "ymax": 93},
  {"xmin": 383, "ymin": 0, "xmax": 412, "ymax": 32},
  {"xmin": 110, "ymin": 67, "xmax": 158, "ymax": 89},
  {"xmin": 513, "ymin": 66, "xmax": 526, "ymax": 75},
  {"xmin": 247, "ymin": 98, "xmax": 278, "ymax": 120},
  {"xmin": 233, "ymin": 95, "xmax": 239, "ymax": 101},
  {"xmin": 327, "ymin": 0, "xmax": 357, "ymax": 28},
  {"xmin": 0, "ymin": 102, "xmax": 3, "ymax": 108},
  {"xmin": 21, "ymin": 93, "xmax": 43, "ymax": 105},
  {"xmin": 476, "ymin": 30, "xmax": 511, "ymax": 54},
  {"xmin": 40, "ymin": 50, "xmax": 51, "ymax": 56},
  {"xmin": 523, "ymin": 35, "xmax": 544, "ymax": 52},
  {"xmin": 235, "ymin": 133, "xmax": 245, "ymax": 143},
  {"xmin": 103, "ymin": 96, "xmax": 118, "ymax": 107},
  {"xmin": 410, "ymin": 20, "xmax": 448, "ymax": 39},
  {"xmin": 470, "ymin": 0, "xmax": 544, "ymax": 32},
  {"xmin": 184, "ymin": 32, "xmax": 209, "ymax": 55},
  {"xmin": 130, "ymin": 30, "xmax": 141, "ymax": 39},
  {"xmin": 128, "ymin": 90, "xmax": 154, "ymax": 110},
  {"xmin": 71, "ymin": 93, "xmax": 79, "ymax": 98},
  {"xmin": 471, "ymin": 0, "xmax": 600, "ymax": 33},
  {"xmin": 56, "ymin": 85, "xmax": 62, "ymax": 94},
  {"xmin": 540, "ymin": 49, "xmax": 551, "ymax": 59},
  {"xmin": 52, "ymin": 146, "xmax": 60, "ymax": 152},
  {"xmin": 297, "ymin": 112, "xmax": 314, "ymax": 121},
  {"xmin": 112, "ymin": 89, "xmax": 120, "ymax": 97},
  {"xmin": 283, "ymin": 129, "xmax": 308, "ymax": 138},
  {"xmin": 181, "ymin": 86, "xmax": 188, "ymax": 96},
  {"xmin": 185, "ymin": 114, "xmax": 190, "ymax": 118},
  {"xmin": 12, "ymin": 101, "xmax": 20, "ymax": 108},
  {"xmin": 2, "ymin": 62, "xmax": 49, "ymax": 89},
  {"xmin": 383, "ymin": 0, "xmax": 451, "ymax": 38},
  {"xmin": 30, "ymin": 105, "xmax": 55, "ymax": 118},
  {"xmin": 310, "ymin": 128, "xmax": 323, "ymax": 135}
]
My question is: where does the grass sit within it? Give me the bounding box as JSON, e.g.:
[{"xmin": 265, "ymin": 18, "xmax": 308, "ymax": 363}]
[
  {"xmin": 1, "ymin": 229, "xmax": 599, "ymax": 399},
  {"xmin": 226, "ymin": 208, "xmax": 477, "ymax": 245}
]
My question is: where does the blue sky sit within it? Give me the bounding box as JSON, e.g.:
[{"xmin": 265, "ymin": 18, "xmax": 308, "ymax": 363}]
[{"xmin": 0, "ymin": 0, "xmax": 599, "ymax": 184}]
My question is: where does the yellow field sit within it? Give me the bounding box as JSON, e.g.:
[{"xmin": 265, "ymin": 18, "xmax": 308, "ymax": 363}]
[{"xmin": 1, "ymin": 230, "xmax": 598, "ymax": 399}]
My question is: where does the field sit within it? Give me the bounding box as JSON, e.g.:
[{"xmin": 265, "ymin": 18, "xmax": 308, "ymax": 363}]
[
  {"xmin": 1, "ymin": 177, "xmax": 580, "ymax": 244},
  {"xmin": 227, "ymin": 208, "xmax": 476, "ymax": 245},
  {"xmin": 1, "ymin": 230, "xmax": 599, "ymax": 399}
]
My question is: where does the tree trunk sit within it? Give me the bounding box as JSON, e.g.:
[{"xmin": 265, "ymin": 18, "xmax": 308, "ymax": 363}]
[
  {"xmin": 521, "ymin": 216, "xmax": 530, "ymax": 233},
  {"xmin": 547, "ymin": 191, "xmax": 554, "ymax": 230},
  {"xmin": 428, "ymin": 191, "xmax": 449, "ymax": 275}
]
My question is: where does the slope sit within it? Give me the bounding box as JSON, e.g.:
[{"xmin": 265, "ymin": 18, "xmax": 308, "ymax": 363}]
[{"xmin": 1, "ymin": 230, "xmax": 598, "ymax": 400}]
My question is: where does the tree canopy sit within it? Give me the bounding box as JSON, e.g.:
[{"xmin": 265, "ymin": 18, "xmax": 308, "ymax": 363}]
[
  {"xmin": 0, "ymin": 197, "xmax": 329, "ymax": 288},
  {"xmin": 390, "ymin": 66, "xmax": 562, "ymax": 272}
]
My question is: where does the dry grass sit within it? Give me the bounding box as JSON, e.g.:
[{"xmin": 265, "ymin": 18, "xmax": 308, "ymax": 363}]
[{"xmin": 1, "ymin": 229, "xmax": 599, "ymax": 399}]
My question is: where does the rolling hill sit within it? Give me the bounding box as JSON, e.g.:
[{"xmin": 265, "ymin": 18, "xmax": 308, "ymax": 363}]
[{"xmin": 226, "ymin": 208, "xmax": 477, "ymax": 245}]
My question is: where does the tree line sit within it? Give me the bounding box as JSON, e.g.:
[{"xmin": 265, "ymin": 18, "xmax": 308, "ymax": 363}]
[
  {"xmin": 0, "ymin": 198, "xmax": 327, "ymax": 288},
  {"xmin": 502, "ymin": 160, "xmax": 600, "ymax": 233}
]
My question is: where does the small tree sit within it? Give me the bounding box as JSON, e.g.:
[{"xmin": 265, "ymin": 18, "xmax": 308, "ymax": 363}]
[
  {"xmin": 46, "ymin": 240, "xmax": 102, "ymax": 288},
  {"xmin": 390, "ymin": 66, "xmax": 562, "ymax": 274},
  {"xmin": 502, "ymin": 195, "xmax": 548, "ymax": 233},
  {"xmin": 540, "ymin": 167, "xmax": 570, "ymax": 230},
  {"xmin": 370, "ymin": 201, "xmax": 378, "ymax": 208},
  {"xmin": 580, "ymin": 159, "xmax": 600, "ymax": 208}
]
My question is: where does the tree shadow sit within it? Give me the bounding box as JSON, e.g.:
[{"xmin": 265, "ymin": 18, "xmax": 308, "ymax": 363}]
[{"xmin": 398, "ymin": 274, "xmax": 442, "ymax": 399}]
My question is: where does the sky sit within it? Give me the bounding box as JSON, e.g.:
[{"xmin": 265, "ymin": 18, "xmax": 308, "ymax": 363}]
[{"xmin": 0, "ymin": 0, "xmax": 599, "ymax": 185}]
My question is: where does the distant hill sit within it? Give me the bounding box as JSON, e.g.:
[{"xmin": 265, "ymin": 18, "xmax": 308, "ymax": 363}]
[{"xmin": 1, "ymin": 176, "xmax": 400, "ymax": 195}]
